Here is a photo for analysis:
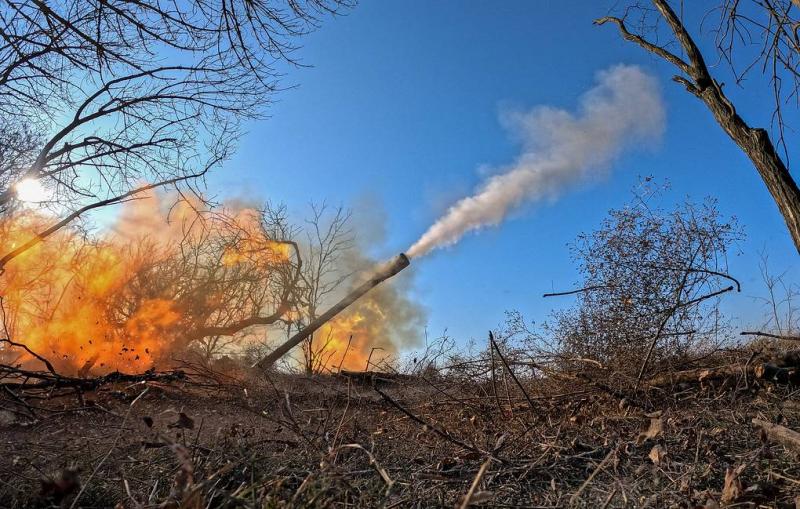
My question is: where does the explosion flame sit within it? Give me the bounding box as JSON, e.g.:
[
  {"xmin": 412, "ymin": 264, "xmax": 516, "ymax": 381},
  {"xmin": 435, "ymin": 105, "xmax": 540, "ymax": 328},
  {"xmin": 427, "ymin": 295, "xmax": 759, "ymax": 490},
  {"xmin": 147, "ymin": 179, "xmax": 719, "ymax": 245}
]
[
  {"xmin": 0, "ymin": 195, "xmax": 291, "ymax": 374},
  {"xmin": 1, "ymin": 194, "xmax": 420, "ymax": 375}
]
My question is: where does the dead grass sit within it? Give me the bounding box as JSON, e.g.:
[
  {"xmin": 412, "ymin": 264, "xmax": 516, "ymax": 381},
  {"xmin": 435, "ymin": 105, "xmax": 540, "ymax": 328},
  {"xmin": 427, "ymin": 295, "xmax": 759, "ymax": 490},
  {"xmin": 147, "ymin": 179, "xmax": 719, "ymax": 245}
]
[{"xmin": 2, "ymin": 354, "xmax": 800, "ymax": 508}]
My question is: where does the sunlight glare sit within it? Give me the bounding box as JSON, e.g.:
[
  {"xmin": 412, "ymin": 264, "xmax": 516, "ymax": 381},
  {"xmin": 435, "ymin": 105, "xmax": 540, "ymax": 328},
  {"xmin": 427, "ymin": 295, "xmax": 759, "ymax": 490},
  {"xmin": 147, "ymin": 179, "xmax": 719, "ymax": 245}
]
[{"xmin": 15, "ymin": 178, "xmax": 50, "ymax": 203}]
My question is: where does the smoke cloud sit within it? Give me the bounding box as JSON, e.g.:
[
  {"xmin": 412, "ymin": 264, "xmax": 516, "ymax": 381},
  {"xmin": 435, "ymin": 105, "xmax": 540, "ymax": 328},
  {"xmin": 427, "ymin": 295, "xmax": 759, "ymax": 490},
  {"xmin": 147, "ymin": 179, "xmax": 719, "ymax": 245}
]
[{"xmin": 407, "ymin": 64, "xmax": 665, "ymax": 258}]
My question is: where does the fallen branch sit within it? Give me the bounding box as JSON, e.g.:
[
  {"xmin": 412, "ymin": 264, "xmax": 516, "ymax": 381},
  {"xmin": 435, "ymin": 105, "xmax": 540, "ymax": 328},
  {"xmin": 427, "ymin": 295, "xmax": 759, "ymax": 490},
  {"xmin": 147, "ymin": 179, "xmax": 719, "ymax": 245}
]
[
  {"xmin": 647, "ymin": 364, "xmax": 749, "ymax": 387},
  {"xmin": 753, "ymin": 419, "xmax": 800, "ymax": 453},
  {"xmin": 339, "ymin": 370, "xmax": 416, "ymax": 385},
  {"xmin": 741, "ymin": 331, "xmax": 800, "ymax": 342},
  {"xmin": 569, "ymin": 447, "xmax": 617, "ymax": 506},
  {"xmin": 458, "ymin": 458, "xmax": 492, "ymax": 509},
  {"xmin": 647, "ymin": 361, "xmax": 800, "ymax": 387},
  {"xmin": 1, "ymin": 368, "xmax": 186, "ymax": 391},
  {"xmin": 570, "ymin": 372, "xmax": 651, "ymax": 411}
]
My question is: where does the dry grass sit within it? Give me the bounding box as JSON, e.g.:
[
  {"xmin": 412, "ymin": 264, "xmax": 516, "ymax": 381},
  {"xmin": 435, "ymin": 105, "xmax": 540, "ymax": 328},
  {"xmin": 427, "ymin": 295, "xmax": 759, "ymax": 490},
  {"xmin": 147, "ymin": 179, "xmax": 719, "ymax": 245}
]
[{"xmin": 2, "ymin": 351, "xmax": 800, "ymax": 508}]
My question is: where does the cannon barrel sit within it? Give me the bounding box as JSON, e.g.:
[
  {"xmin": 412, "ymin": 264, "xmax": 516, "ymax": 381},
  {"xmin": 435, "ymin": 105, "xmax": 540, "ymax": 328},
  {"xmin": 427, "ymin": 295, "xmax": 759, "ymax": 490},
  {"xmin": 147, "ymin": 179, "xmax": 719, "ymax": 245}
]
[{"xmin": 253, "ymin": 253, "xmax": 410, "ymax": 370}]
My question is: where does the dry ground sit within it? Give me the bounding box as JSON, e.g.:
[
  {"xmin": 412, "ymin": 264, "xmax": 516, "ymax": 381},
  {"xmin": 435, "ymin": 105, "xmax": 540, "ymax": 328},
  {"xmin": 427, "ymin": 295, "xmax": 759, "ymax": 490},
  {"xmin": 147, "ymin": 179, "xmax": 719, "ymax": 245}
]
[{"xmin": 2, "ymin": 360, "xmax": 800, "ymax": 508}]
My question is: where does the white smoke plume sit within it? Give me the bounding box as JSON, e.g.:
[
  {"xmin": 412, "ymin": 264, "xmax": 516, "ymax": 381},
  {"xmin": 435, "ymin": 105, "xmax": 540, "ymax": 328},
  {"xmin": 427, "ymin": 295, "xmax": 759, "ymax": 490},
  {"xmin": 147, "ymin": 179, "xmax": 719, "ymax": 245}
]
[{"xmin": 407, "ymin": 64, "xmax": 665, "ymax": 258}]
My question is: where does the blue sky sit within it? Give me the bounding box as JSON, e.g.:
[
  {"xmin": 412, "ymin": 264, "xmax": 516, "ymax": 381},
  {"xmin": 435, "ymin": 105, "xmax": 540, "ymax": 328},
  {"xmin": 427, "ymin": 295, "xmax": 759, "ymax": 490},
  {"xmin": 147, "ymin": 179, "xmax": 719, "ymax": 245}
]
[{"xmin": 211, "ymin": 1, "xmax": 799, "ymax": 344}]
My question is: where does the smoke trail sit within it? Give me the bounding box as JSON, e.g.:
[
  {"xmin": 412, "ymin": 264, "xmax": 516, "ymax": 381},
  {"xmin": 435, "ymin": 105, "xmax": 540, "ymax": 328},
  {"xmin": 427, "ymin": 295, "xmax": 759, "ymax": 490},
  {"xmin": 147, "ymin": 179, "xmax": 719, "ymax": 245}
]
[{"xmin": 407, "ymin": 64, "xmax": 665, "ymax": 258}]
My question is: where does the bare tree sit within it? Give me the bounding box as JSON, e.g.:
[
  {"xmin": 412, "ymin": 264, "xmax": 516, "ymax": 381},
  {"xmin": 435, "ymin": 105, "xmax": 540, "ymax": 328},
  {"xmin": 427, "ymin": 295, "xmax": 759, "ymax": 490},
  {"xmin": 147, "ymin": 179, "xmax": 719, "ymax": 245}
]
[
  {"xmin": 752, "ymin": 250, "xmax": 800, "ymax": 336},
  {"xmin": 597, "ymin": 0, "xmax": 800, "ymax": 253},
  {"xmin": 0, "ymin": 123, "xmax": 40, "ymax": 209},
  {"xmin": 0, "ymin": 0, "xmax": 350, "ymax": 265},
  {"xmin": 281, "ymin": 203, "xmax": 354, "ymax": 373},
  {"xmin": 121, "ymin": 201, "xmax": 355, "ymax": 370},
  {"xmin": 126, "ymin": 204, "xmax": 304, "ymax": 349}
]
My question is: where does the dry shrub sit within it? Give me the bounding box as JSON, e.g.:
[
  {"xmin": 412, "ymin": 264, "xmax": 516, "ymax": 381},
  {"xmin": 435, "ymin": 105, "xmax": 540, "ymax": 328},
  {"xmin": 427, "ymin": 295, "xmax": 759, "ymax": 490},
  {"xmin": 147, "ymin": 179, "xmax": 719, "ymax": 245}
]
[{"xmin": 543, "ymin": 183, "xmax": 742, "ymax": 378}]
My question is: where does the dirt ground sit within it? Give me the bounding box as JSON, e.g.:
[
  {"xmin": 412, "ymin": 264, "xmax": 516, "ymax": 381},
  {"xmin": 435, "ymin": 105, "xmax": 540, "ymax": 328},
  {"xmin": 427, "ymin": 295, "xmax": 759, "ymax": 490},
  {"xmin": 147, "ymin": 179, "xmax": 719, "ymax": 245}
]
[{"xmin": 2, "ymin": 364, "xmax": 800, "ymax": 508}]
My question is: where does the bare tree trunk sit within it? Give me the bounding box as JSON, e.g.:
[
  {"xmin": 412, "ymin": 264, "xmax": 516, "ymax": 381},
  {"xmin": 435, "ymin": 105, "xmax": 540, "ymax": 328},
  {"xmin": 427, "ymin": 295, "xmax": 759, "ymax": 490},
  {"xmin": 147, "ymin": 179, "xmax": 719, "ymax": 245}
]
[
  {"xmin": 652, "ymin": 0, "xmax": 800, "ymax": 253},
  {"xmin": 698, "ymin": 88, "xmax": 800, "ymax": 252},
  {"xmin": 753, "ymin": 419, "xmax": 800, "ymax": 452},
  {"xmin": 305, "ymin": 333, "xmax": 314, "ymax": 374},
  {"xmin": 598, "ymin": 0, "xmax": 800, "ymax": 254}
]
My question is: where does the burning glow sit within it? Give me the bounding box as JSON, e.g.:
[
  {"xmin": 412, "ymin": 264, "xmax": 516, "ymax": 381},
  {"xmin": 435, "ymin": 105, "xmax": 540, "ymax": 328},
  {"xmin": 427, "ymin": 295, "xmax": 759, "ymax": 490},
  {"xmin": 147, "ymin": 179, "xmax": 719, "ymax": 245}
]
[
  {"xmin": 0, "ymin": 211, "xmax": 179, "ymax": 373},
  {"xmin": 1, "ymin": 190, "xmax": 420, "ymax": 376},
  {"xmin": 315, "ymin": 309, "xmax": 389, "ymax": 371},
  {"xmin": 222, "ymin": 239, "xmax": 291, "ymax": 267},
  {"xmin": 0, "ymin": 194, "xmax": 292, "ymax": 375},
  {"xmin": 214, "ymin": 208, "xmax": 292, "ymax": 267},
  {"xmin": 309, "ymin": 280, "xmax": 421, "ymax": 372},
  {"xmin": 15, "ymin": 178, "xmax": 50, "ymax": 204}
]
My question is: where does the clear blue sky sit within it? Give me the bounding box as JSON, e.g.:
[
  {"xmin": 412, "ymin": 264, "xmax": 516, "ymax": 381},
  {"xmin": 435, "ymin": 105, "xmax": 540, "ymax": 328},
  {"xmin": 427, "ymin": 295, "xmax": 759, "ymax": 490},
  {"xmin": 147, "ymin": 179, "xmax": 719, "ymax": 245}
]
[{"xmin": 212, "ymin": 1, "xmax": 799, "ymax": 344}]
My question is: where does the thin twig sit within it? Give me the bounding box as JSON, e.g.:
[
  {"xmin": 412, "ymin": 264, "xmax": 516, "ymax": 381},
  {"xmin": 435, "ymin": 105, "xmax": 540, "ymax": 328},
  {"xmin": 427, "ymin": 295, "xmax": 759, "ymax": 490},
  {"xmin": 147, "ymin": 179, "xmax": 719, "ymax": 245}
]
[
  {"xmin": 70, "ymin": 388, "xmax": 149, "ymax": 508},
  {"xmin": 569, "ymin": 446, "xmax": 616, "ymax": 506},
  {"xmin": 458, "ymin": 458, "xmax": 492, "ymax": 509},
  {"xmin": 489, "ymin": 332, "xmax": 537, "ymax": 414},
  {"xmin": 373, "ymin": 385, "xmax": 483, "ymax": 455}
]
